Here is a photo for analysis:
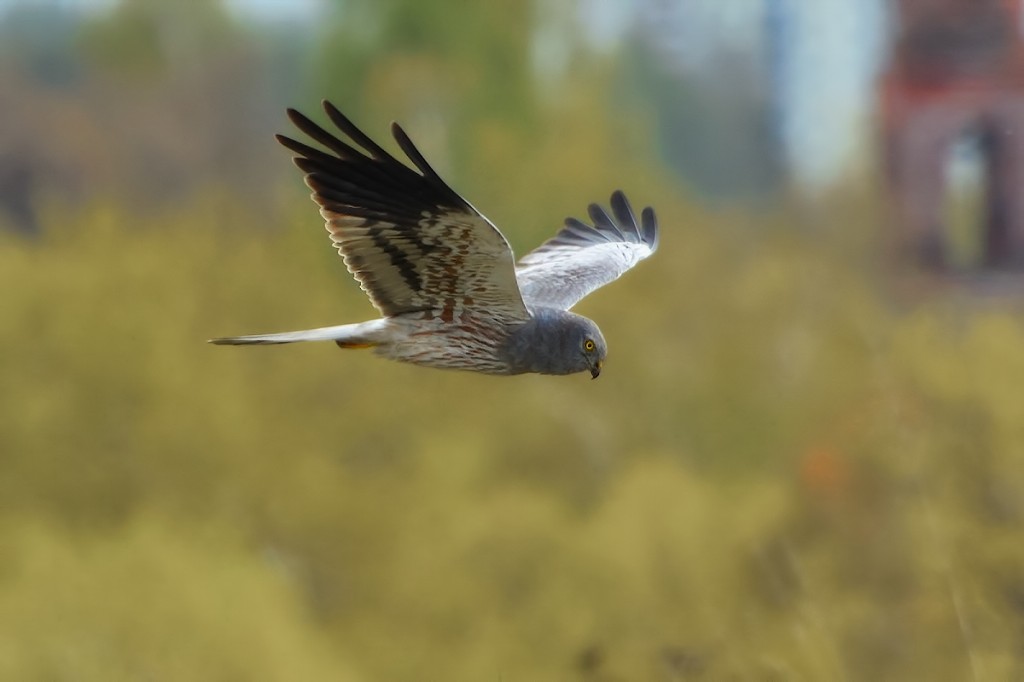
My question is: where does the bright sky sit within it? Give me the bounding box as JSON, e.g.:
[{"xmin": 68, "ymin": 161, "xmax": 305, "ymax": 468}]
[{"xmin": 223, "ymin": 0, "xmax": 325, "ymax": 23}]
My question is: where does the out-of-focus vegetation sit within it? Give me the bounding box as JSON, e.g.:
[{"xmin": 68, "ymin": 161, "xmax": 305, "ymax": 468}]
[
  {"xmin": 3, "ymin": 0, "xmax": 1024, "ymax": 680},
  {"xmin": 4, "ymin": 190, "xmax": 1024, "ymax": 680}
]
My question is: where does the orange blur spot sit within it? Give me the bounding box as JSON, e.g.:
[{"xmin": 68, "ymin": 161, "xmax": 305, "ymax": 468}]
[{"xmin": 798, "ymin": 445, "xmax": 851, "ymax": 499}]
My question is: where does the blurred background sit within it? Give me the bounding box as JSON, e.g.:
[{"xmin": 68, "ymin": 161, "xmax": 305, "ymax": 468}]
[{"xmin": 3, "ymin": 0, "xmax": 1024, "ymax": 679}]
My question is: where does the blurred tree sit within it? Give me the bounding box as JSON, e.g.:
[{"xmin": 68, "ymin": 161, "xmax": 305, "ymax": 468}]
[
  {"xmin": 0, "ymin": 2, "xmax": 83, "ymax": 86},
  {"xmin": 4, "ymin": 121, "xmax": 1024, "ymax": 681},
  {"xmin": 77, "ymin": 0, "xmax": 236, "ymax": 83},
  {"xmin": 0, "ymin": 0, "xmax": 316, "ymax": 232},
  {"xmin": 310, "ymin": 0, "xmax": 538, "ymax": 176},
  {"xmin": 621, "ymin": 4, "xmax": 784, "ymax": 201}
]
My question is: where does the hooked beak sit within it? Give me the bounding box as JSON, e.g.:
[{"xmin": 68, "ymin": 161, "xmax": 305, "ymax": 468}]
[{"xmin": 590, "ymin": 360, "xmax": 602, "ymax": 380}]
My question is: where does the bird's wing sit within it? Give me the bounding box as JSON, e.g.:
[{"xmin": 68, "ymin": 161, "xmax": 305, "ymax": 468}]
[
  {"xmin": 278, "ymin": 101, "xmax": 529, "ymax": 324},
  {"xmin": 515, "ymin": 191, "xmax": 658, "ymax": 311}
]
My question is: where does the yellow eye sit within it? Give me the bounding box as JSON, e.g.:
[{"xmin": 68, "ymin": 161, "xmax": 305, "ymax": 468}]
[{"xmin": 584, "ymin": 339, "xmax": 596, "ymax": 352}]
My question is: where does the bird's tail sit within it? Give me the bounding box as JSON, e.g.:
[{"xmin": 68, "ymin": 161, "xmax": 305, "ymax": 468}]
[{"xmin": 209, "ymin": 320, "xmax": 386, "ymax": 347}]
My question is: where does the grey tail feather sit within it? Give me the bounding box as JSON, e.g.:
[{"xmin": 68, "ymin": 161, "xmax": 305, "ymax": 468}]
[{"xmin": 208, "ymin": 322, "xmax": 379, "ymax": 346}]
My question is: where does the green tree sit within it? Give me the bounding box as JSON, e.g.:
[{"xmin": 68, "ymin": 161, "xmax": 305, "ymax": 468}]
[
  {"xmin": 77, "ymin": 0, "xmax": 237, "ymax": 82},
  {"xmin": 310, "ymin": 0, "xmax": 538, "ymax": 176}
]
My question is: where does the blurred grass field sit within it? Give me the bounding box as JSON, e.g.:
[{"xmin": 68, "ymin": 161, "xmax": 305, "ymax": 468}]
[{"xmin": 3, "ymin": 182, "xmax": 1024, "ymax": 680}]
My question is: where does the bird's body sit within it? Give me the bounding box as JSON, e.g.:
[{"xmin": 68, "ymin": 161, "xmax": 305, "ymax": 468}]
[{"xmin": 211, "ymin": 101, "xmax": 658, "ymax": 379}]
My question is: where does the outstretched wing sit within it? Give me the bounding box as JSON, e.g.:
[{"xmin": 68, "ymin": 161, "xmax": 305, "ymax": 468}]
[
  {"xmin": 278, "ymin": 101, "xmax": 529, "ymax": 325},
  {"xmin": 515, "ymin": 191, "xmax": 658, "ymax": 311}
]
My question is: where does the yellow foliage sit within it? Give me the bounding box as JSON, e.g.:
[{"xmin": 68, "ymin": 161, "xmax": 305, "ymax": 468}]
[
  {"xmin": 0, "ymin": 517, "xmax": 360, "ymax": 681},
  {"xmin": 2, "ymin": 190, "xmax": 1024, "ymax": 680}
]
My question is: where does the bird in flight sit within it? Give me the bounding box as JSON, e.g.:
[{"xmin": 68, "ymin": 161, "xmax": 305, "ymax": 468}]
[{"xmin": 211, "ymin": 101, "xmax": 658, "ymax": 379}]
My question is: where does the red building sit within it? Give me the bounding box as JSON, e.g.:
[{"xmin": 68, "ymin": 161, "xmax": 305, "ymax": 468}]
[{"xmin": 882, "ymin": 0, "xmax": 1024, "ymax": 270}]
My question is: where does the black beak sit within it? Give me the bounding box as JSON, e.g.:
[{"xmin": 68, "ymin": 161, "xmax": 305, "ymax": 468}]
[{"xmin": 590, "ymin": 362, "xmax": 602, "ymax": 379}]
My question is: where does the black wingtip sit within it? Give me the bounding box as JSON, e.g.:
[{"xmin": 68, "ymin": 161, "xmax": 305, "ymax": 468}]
[
  {"xmin": 285, "ymin": 107, "xmax": 308, "ymax": 128},
  {"xmin": 640, "ymin": 206, "xmax": 658, "ymax": 251},
  {"xmin": 275, "ymin": 133, "xmax": 317, "ymax": 163},
  {"xmin": 590, "ymin": 201, "xmax": 626, "ymax": 241},
  {"xmin": 322, "ymin": 101, "xmax": 396, "ymax": 162},
  {"xmin": 611, "ymin": 190, "xmax": 658, "ymax": 251},
  {"xmin": 552, "ymin": 190, "xmax": 661, "ymax": 249},
  {"xmin": 274, "ymin": 133, "xmax": 300, "ymax": 152},
  {"xmin": 609, "ymin": 190, "xmax": 640, "ymax": 238},
  {"xmin": 390, "ymin": 121, "xmax": 437, "ymax": 179}
]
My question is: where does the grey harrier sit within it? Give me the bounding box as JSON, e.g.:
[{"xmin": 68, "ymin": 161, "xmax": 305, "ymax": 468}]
[{"xmin": 211, "ymin": 101, "xmax": 658, "ymax": 379}]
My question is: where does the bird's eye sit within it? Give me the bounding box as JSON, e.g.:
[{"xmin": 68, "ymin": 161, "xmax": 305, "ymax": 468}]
[{"xmin": 584, "ymin": 339, "xmax": 596, "ymax": 352}]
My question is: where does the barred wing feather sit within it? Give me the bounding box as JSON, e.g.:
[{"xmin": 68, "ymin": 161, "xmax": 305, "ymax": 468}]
[
  {"xmin": 278, "ymin": 101, "xmax": 529, "ymax": 325},
  {"xmin": 515, "ymin": 191, "xmax": 658, "ymax": 311}
]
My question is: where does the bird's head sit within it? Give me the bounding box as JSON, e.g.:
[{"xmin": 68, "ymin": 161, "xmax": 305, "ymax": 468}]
[
  {"xmin": 568, "ymin": 315, "xmax": 607, "ymax": 379},
  {"xmin": 502, "ymin": 309, "xmax": 607, "ymax": 378}
]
